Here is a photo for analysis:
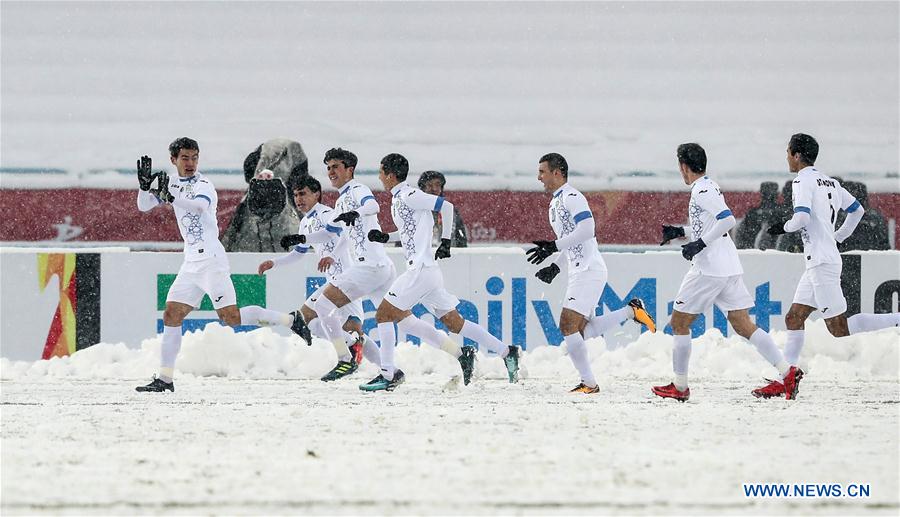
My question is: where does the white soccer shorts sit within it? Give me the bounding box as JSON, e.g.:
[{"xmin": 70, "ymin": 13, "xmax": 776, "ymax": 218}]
[
  {"xmin": 330, "ymin": 261, "xmax": 396, "ymax": 304},
  {"xmin": 166, "ymin": 256, "xmax": 237, "ymax": 310},
  {"xmin": 672, "ymin": 267, "xmax": 754, "ymax": 315},
  {"xmin": 792, "ymin": 263, "xmax": 847, "ymax": 318},
  {"xmin": 304, "ymin": 283, "xmax": 364, "ymax": 322},
  {"xmin": 563, "ymin": 267, "xmax": 608, "ymax": 318},
  {"xmin": 384, "ymin": 264, "xmax": 460, "ymax": 316}
]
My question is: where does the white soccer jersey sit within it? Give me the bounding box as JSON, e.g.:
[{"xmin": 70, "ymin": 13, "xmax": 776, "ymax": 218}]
[
  {"xmin": 687, "ymin": 176, "xmax": 742, "ymax": 277},
  {"xmin": 167, "ymin": 172, "xmax": 226, "ymax": 262},
  {"xmin": 390, "ymin": 182, "xmax": 446, "ymax": 269},
  {"xmin": 791, "ymin": 166, "xmax": 859, "ymax": 269},
  {"xmin": 294, "ymin": 203, "xmax": 352, "ymax": 281},
  {"xmin": 333, "ymin": 179, "xmax": 391, "ymax": 266},
  {"xmin": 549, "ymin": 183, "xmax": 605, "ymax": 273}
]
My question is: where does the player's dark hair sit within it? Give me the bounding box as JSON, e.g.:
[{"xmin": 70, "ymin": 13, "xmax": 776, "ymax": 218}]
[
  {"xmin": 789, "ymin": 133, "xmax": 818, "ymax": 165},
  {"xmin": 294, "ymin": 175, "xmax": 322, "ymax": 198},
  {"xmin": 324, "ymin": 148, "xmax": 358, "ymax": 170},
  {"xmin": 381, "ymin": 153, "xmax": 409, "ymax": 181},
  {"xmin": 418, "ymin": 170, "xmax": 446, "ymax": 191},
  {"xmin": 677, "ymin": 143, "xmax": 707, "ymax": 174},
  {"xmin": 169, "ymin": 137, "xmax": 199, "ymax": 158},
  {"xmin": 539, "ymin": 153, "xmax": 568, "ymax": 177}
]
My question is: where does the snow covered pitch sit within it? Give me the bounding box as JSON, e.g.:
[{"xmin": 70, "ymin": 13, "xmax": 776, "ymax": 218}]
[{"xmin": 2, "ymin": 321, "xmax": 898, "ymax": 515}]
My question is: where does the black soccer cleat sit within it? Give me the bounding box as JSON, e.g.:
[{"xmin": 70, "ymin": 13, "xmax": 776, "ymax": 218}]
[
  {"xmin": 320, "ymin": 360, "xmax": 359, "ymax": 382},
  {"xmin": 504, "ymin": 346, "xmax": 520, "ymax": 384},
  {"xmin": 289, "ymin": 311, "xmax": 313, "ymax": 346},
  {"xmin": 458, "ymin": 346, "xmax": 476, "ymax": 385},
  {"xmin": 359, "ymin": 369, "xmax": 406, "ymax": 392},
  {"xmin": 135, "ymin": 376, "xmax": 174, "ymax": 393}
]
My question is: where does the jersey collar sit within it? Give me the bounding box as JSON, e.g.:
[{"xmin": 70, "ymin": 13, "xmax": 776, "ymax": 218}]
[
  {"xmin": 552, "ymin": 183, "xmax": 568, "ymax": 198},
  {"xmin": 390, "ymin": 182, "xmax": 407, "ymax": 197},
  {"xmin": 339, "ymin": 179, "xmax": 357, "ymax": 196},
  {"xmin": 798, "ymin": 166, "xmax": 817, "ymax": 175}
]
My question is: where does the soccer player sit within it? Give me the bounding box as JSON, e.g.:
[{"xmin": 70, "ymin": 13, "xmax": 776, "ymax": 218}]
[
  {"xmin": 758, "ymin": 133, "xmax": 900, "ymax": 396},
  {"xmin": 526, "ymin": 153, "xmax": 657, "ymax": 394},
  {"xmin": 359, "ymin": 153, "xmax": 520, "ymax": 392},
  {"xmin": 652, "ymin": 143, "xmax": 801, "ymax": 401},
  {"xmin": 254, "ymin": 176, "xmax": 381, "ymax": 381},
  {"xmin": 286, "ymin": 148, "xmax": 398, "ymax": 376},
  {"xmin": 135, "ymin": 137, "xmax": 285, "ymax": 392}
]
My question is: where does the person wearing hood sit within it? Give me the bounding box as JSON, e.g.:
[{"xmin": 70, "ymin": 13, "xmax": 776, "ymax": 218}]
[{"xmin": 221, "ymin": 138, "xmax": 307, "ymax": 252}]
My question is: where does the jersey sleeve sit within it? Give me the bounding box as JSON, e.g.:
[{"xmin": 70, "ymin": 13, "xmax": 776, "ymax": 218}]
[
  {"xmin": 566, "ymin": 192, "xmax": 594, "ymax": 225},
  {"xmin": 838, "ymin": 185, "xmax": 861, "ymax": 213},
  {"xmin": 694, "ymin": 186, "xmax": 732, "ymax": 220},
  {"xmin": 353, "ymin": 185, "xmax": 379, "ymax": 216},
  {"xmin": 193, "ymin": 179, "xmax": 217, "ymax": 208},
  {"xmin": 791, "ymin": 177, "xmax": 813, "ymax": 214},
  {"xmin": 403, "ymin": 190, "xmax": 446, "ymax": 212}
]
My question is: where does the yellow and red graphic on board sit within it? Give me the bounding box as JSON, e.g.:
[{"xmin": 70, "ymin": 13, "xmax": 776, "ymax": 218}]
[{"xmin": 37, "ymin": 253, "xmax": 77, "ymax": 359}]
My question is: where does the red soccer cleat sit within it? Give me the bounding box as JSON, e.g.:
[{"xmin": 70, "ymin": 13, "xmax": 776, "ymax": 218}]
[
  {"xmin": 782, "ymin": 366, "xmax": 804, "ymax": 400},
  {"xmin": 752, "ymin": 378, "xmax": 785, "ymax": 399},
  {"xmin": 349, "ymin": 331, "xmax": 364, "ymax": 365},
  {"xmin": 652, "ymin": 382, "xmax": 690, "ymax": 402}
]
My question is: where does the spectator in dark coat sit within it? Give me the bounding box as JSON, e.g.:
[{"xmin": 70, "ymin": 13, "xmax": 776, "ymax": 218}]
[
  {"xmin": 222, "ymin": 139, "xmax": 307, "ymax": 252},
  {"xmin": 735, "ymin": 181, "xmax": 779, "ymax": 249},
  {"xmin": 837, "ymin": 181, "xmax": 890, "ymax": 251}
]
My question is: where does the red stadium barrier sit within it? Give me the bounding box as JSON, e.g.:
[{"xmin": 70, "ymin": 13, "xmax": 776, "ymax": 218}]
[{"xmin": 1, "ymin": 189, "xmax": 898, "ymax": 247}]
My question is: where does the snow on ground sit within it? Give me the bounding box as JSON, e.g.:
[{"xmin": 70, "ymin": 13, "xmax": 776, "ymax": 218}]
[{"xmin": 2, "ymin": 322, "xmax": 899, "ymax": 515}]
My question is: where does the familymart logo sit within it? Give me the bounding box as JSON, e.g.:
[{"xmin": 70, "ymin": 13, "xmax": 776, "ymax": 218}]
[{"xmin": 155, "ymin": 274, "xmax": 266, "ymax": 334}]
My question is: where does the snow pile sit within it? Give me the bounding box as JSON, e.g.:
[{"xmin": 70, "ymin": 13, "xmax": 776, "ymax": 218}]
[{"xmin": 2, "ymin": 320, "xmax": 896, "ymax": 383}]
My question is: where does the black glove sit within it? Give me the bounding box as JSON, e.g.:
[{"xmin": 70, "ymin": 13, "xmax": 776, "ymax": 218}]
[
  {"xmin": 681, "ymin": 239, "xmax": 707, "ymax": 260},
  {"xmin": 535, "ymin": 263, "xmax": 561, "ymax": 284},
  {"xmin": 525, "ymin": 240, "xmax": 558, "ymax": 265},
  {"xmin": 368, "ymin": 229, "xmax": 390, "ymax": 243},
  {"xmin": 280, "ymin": 234, "xmax": 306, "ymax": 250},
  {"xmin": 137, "ymin": 155, "xmax": 156, "ymax": 191},
  {"xmin": 435, "ymin": 238, "xmax": 452, "ymax": 260},
  {"xmin": 154, "ymin": 172, "xmax": 175, "ymax": 203},
  {"xmin": 766, "ymin": 217, "xmax": 788, "ymax": 236},
  {"xmin": 660, "ymin": 225, "xmax": 686, "ymax": 245},
  {"xmin": 334, "ymin": 211, "xmax": 360, "ymax": 226}
]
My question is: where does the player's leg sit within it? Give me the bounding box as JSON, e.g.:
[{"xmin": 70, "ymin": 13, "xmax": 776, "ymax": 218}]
[
  {"xmin": 136, "ymin": 265, "xmax": 203, "ymax": 392},
  {"xmin": 559, "ymin": 308, "xmax": 598, "ymax": 393},
  {"xmin": 312, "ymin": 283, "xmax": 354, "ymax": 359},
  {"xmin": 651, "ymin": 269, "xmax": 714, "ymax": 401},
  {"xmin": 846, "ymin": 312, "xmax": 900, "ymax": 334},
  {"xmin": 559, "ymin": 268, "xmax": 607, "ymax": 393},
  {"xmin": 650, "ymin": 309, "xmax": 696, "ymax": 402},
  {"xmin": 438, "ymin": 308, "xmax": 521, "ymax": 384},
  {"xmin": 359, "ymin": 298, "xmax": 408, "ymax": 392},
  {"xmin": 583, "ymin": 299, "xmax": 657, "ymax": 339},
  {"xmin": 783, "ymin": 266, "xmax": 824, "ymax": 363}
]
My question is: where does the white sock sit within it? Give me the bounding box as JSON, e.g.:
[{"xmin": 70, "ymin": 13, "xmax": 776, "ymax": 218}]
[
  {"xmin": 564, "ymin": 332, "xmax": 596, "ymax": 388},
  {"xmin": 784, "ymin": 329, "xmax": 804, "ymax": 365},
  {"xmin": 238, "ymin": 305, "xmax": 292, "ymax": 327},
  {"xmin": 672, "ymin": 334, "xmax": 691, "ymax": 391},
  {"xmin": 583, "ymin": 307, "xmax": 630, "ymax": 340},
  {"xmin": 749, "ymin": 328, "xmax": 790, "ymax": 378},
  {"xmin": 397, "ymin": 315, "xmax": 461, "ymax": 357},
  {"xmin": 308, "ymin": 317, "xmax": 325, "ymax": 339},
  {"xmin": 159, "ymin": 325, "xmax": 182, "ymax": 383},
  {"xmin": 377, "ymin": 322, "xmax": 397, "ymax": 380},
  {"xmin": 458, "ymin": 320, "xmax": 508, "ymax": 357},
  {"xmin": 313, "ymin": 296, "xmax": 350, "ymax": 359},
  {"xmin": 362, "ymin": 334, "xmax": 381, "ymax": 366},
  {"xmin": 848, "ymin": 313, "xmax": 900, "ymax": 334}
]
